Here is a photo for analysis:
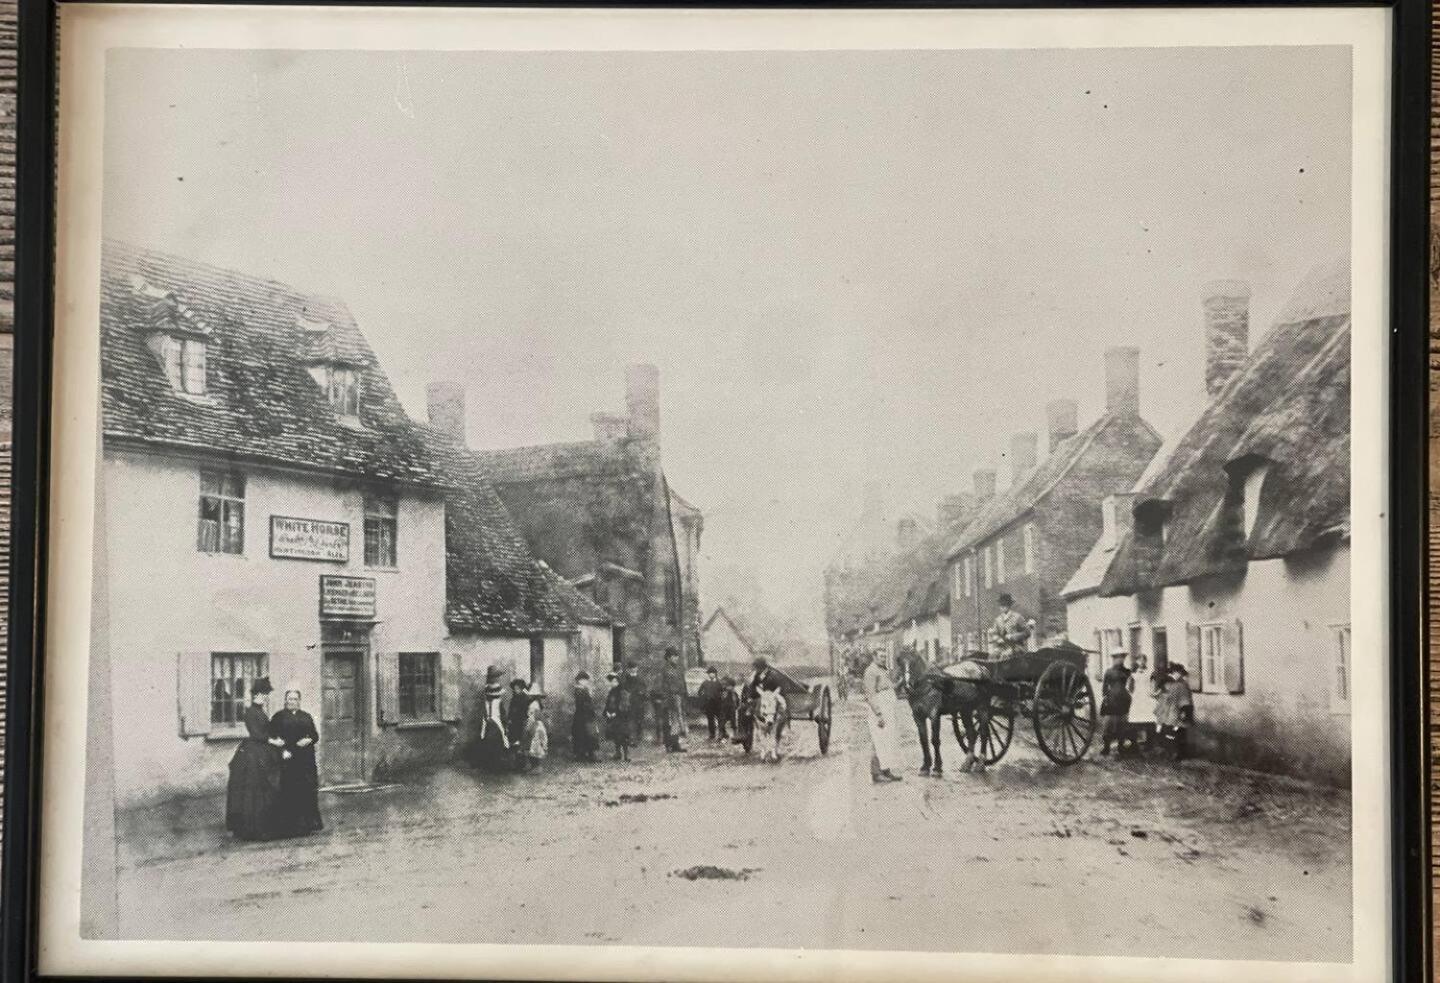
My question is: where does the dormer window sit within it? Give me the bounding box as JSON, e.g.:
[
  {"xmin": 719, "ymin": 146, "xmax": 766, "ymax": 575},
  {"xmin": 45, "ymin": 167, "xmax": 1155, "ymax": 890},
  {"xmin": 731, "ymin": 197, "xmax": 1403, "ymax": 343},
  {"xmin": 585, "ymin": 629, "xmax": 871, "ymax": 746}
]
[
  {"xmin": 1134, "ymin": 499, "xmax": 1169, "ymax": 544},
  {"xmin": 1224, "ymin": 454, "xmax": 1271, "ymax": 542},
  {"xmin": 158, "ymin": 334, "xmax": 207, "ymax": 395},
  {"xmin": 326, "ymin": 366, "xmax": 362, "ymax": 418}
]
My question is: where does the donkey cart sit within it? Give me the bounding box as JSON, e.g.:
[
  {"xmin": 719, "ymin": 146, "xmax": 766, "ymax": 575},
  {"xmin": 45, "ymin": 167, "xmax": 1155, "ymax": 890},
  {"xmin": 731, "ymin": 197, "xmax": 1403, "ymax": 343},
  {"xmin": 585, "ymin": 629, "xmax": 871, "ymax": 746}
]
[
  {"xmin": 940, "ymin": 644, "xmax": 1097, "ymax": 767},
  {"xmin": 736, "ymin": 665, "xmax": 836, "ymax": 756}
]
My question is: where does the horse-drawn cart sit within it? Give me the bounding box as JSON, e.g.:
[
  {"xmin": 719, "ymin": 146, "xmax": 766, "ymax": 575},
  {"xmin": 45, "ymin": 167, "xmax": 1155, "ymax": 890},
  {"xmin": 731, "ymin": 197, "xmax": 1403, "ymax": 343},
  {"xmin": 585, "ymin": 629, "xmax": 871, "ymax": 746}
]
[
  {"xmin": 735, "ymin": 664, "xmax": 836, "ymax": 756},
  {"xmin": 940, "ymin": 644, "xmax": 1097, "ymax": 767}
]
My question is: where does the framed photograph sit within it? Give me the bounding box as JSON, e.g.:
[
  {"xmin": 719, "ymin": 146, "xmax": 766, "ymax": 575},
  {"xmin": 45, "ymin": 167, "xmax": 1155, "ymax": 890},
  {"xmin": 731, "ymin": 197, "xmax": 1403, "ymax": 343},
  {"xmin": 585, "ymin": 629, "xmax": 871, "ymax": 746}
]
[{"xmin": 4, "ymin": 2, "xmax": 1429, "ymax": 981}]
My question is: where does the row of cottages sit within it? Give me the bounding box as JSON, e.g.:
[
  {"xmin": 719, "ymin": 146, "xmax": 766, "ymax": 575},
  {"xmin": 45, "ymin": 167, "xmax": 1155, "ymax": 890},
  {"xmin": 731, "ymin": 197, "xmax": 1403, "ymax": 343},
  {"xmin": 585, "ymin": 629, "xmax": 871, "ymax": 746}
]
[
  {"xmin": 93, "ymin": 242, "xmax": 625, "ymax": 808},
  {"xmin": 430, "ymin": 365, "xmax": 701, "ymax": 677},
  {"xmin": 1064, "ymin": 263, "xmax": 1351, "ymax": 785},
  {"xmin": 944, "ymin": 349, "xmax": 1163, "ymax": 656}
]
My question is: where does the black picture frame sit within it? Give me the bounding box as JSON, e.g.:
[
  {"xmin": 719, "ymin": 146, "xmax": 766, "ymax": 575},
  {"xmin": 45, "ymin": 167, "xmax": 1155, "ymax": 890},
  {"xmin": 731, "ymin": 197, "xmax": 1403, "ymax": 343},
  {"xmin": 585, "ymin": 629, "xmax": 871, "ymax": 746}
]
[{"xmin": 1, "ymin": 2, "xmax": 1430, "ymax": 980}]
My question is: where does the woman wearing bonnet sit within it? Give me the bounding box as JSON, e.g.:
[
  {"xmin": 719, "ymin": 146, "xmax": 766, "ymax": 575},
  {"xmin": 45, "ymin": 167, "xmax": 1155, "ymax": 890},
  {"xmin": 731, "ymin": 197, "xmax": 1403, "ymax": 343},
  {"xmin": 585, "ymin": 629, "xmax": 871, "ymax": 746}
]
[
  {"xmin": 270, "ymin": 684, "xmax": 323, "ymax": 837},
  {"xmin": 225, "ymin": 676, "xmax": 283, "ymax": 841}
]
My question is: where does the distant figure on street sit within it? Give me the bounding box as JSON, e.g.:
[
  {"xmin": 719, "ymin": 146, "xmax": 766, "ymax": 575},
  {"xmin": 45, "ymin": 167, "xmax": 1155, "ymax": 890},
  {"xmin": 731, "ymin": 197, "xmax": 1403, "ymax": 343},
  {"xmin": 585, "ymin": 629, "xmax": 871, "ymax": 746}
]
[
  {"xmin": 506, "ymin": 678, "xmax": 531, "ymax": 771},
  {"xmin": 1155, "ymin": 663, "xmax": 1195, "ymax": 762},
  {"xmin": 571, "ymin": 672, "xmax": 600, "ymax": 762},
  {"xmin": 225, "ymin": 676, "xmax": 282, "ymax": 841},
  {"xmin": 623, "ymin": 661, "xmax": 648, "ymax": 749},
  {"xmin": 659, "ymin": 648, "xmax": 690, "ymax": 752},
  {"xmin": 861, "ymin": 650, "xmax": 903, "ymax": 783},
  {"xmin": 1099, "ymin": 649, "xmax": 1135, "ymax": 756},
  {"xmin": 604, "ymin": 670, "xmax": 633, "ymax": 761},
  {"xmin": 269, "ymin": 686, "xmax": 323, "ymax": 837},
  {"xmin": 989, "ymin": 594, "xmax": 1031, "ymax": 658},
  {"xmin": 522, "ymin": 685, "xmax": 548, "ymax": 772},
  {"xmin": 753, "ymin": 678, "xmax": 787, "ymax": 763},
  {"xmin": 697, "ymin": 666, "xmax": 728, "ymax": 741}
]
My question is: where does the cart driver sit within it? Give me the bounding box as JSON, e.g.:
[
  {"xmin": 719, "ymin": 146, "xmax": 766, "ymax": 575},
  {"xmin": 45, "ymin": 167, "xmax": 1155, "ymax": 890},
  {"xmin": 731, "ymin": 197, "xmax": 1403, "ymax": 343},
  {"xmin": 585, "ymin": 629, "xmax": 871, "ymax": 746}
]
[{"xmin": 989, "ymin": 594, "xmax": 1032, "ymax": 659}]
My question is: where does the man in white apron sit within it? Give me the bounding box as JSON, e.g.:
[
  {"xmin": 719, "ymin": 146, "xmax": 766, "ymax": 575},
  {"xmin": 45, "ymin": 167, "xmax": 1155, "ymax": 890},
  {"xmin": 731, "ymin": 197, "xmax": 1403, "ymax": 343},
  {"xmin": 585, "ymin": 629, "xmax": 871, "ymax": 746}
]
[{"xmin": 862, "ymin": 649, "xmax": 903, "ymax": 782}]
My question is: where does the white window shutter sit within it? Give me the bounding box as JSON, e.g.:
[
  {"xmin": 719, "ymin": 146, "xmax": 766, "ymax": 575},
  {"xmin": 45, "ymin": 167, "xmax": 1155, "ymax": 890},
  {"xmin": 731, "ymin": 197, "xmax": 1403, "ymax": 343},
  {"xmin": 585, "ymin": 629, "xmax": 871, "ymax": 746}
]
[
  {"xmin": 1223, "ymin": 619, "xmax": 1245, "ymax": 694},
  {"xmin": 1185, "ymin": 623, "xmax": 1202, "ymax": 693},
  {"xmin": 378, "ymin": 651, "xmax": 400, "ymax": 724},
  {"xmin": 177, "ymin": 651, "xmax": 212, "ymax": 737},
  {"xmin": 440, "ymin": 653, "xmax": 462, "ymax": 723}
]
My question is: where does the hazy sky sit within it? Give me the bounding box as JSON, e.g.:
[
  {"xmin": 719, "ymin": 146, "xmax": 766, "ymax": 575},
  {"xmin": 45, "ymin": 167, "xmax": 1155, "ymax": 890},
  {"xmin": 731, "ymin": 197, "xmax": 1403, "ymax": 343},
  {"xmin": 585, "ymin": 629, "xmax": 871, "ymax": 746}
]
[{"xmin": 103, "ymin": 45, "xmax": 1352, "ymax": 639}]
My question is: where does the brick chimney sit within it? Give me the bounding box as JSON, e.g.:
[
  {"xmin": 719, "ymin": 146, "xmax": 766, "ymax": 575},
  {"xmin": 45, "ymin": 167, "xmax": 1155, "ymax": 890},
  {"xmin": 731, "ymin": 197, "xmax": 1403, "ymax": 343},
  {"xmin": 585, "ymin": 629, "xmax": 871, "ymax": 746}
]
[
  {"xmin": 1008, "ymin": 432, "xmax": 1038, "ymax": 485},
  {"xmin": 1202, "ymin": 280, "xmax": 1251, "ymax": 398},
  {"xmin": 1045, "ymin": 399, "xmax": 1078, "ymax": 452},
  {"xmin": 1104, "ymin": 346, "xmax": 1140, "ymax": 418},
  {"xmin": 625, "ymin": 363, "xmax": 660, "ymax": 445},
  {"xmin": 937, "ymin": 493, "xmax": 976, "ymax": 529},
  {"xmin": 426, "ymin": 381, "xmax": 466, "ymax": 445},
  {"xmin": 973, "ymin": 468, "xmax": 997, "ymax": 501},
  {"xmin": 591, "ymin": 412, "xmax": 628, "ymax": 445}
]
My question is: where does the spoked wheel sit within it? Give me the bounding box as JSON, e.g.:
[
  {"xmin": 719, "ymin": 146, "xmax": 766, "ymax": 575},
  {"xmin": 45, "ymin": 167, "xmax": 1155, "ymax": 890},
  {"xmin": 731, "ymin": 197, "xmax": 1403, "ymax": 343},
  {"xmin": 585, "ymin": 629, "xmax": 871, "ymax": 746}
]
[
  {"xmin": 1032, "ymin": 661, "xmax": 1096, "ymax": 765},
  {"xmin": 815, "ymin": 688, "xmax": 833, "ymax": 755},
  {"xmin": 950, "ymin": 697, "xmax": 1016, "ymax": 765}
]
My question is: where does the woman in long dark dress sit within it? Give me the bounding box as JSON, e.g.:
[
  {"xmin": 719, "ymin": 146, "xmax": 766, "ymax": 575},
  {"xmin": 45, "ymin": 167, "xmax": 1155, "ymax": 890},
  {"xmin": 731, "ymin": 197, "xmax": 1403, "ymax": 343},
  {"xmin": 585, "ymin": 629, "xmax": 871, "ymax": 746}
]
[
  {"xmin": 270, "ymin": 687, "xmax": 323, "ymax": 837},
  {"xmin": 225, "ymin": 677, "xmax": 282, "ymax": 841},
  {"xmin": 571, "ymin": 672, "xmax": 600, "ymax": 761},
  {"xmin": 468, "ymin": 666, "xmax": 512, "ymax": 773}
]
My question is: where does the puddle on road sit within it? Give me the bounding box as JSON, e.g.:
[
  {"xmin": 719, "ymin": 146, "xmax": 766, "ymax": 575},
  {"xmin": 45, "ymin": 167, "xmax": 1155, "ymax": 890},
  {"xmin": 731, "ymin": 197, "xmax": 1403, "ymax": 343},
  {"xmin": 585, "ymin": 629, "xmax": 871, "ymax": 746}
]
[{"xmin": 670, "ymin": 865, "xmax": 760, "ymax": 882}]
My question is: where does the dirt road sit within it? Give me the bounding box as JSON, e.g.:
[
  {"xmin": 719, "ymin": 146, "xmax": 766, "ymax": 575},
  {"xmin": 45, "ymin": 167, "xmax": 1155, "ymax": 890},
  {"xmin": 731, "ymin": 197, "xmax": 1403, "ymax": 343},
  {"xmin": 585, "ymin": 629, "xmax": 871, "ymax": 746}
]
[{"xmin": 115, "ymin": 700, "xmax": 1351, "ymax": 961}]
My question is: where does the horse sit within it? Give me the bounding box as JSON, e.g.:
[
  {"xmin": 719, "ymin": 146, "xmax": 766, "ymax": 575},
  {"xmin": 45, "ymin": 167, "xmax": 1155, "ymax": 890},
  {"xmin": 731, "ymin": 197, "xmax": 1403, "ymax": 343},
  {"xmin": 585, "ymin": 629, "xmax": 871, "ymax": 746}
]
[
  {"xmin": 752, "ymin": 688, "xmax": 787, "ymax": 762},
  {"xmin": 895, "ymin": 649, "xmax": 948, "ymax": 776}
]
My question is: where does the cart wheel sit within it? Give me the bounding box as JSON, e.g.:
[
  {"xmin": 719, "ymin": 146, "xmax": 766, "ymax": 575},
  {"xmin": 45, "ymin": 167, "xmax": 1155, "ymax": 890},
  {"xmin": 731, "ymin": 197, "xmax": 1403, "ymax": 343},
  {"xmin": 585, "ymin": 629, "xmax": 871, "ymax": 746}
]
[
  {"xmin": 1033, "ymin": 661, "xmax": 1096, "ymax": 765},
  {"xmin": 816, "ymin": 687, "xmax": 832, "ymax": 755},
  {"xmin": 951, "ymin": 697, "xmax": 1015, "ymax": 765}
]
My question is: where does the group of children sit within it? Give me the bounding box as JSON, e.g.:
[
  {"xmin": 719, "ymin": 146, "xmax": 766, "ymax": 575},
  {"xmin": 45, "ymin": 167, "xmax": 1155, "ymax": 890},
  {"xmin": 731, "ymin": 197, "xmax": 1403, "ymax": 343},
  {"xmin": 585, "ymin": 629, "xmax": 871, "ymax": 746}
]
[{"xmin": 1098, "ymin": 649, "xmax": 1196, "ymax": 760}]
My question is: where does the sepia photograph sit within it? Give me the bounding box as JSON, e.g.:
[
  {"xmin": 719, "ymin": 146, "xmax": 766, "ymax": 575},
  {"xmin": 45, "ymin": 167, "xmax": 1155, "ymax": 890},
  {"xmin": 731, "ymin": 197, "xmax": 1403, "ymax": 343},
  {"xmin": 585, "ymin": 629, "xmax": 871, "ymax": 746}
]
[{"xmin": 30, "ymin": 5, "xmax": 1403, "ymax": 982}]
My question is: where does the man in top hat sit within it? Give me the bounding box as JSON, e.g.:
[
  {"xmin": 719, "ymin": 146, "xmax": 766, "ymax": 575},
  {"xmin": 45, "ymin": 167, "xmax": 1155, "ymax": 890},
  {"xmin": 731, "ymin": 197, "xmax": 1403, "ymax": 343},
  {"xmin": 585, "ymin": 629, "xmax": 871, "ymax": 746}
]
[
  {"xmin": 1099, "ymin": 648, "xmax": 1135, "ymax": 756},
  {"xmin": 1155, "ymin": 663, "xmax": 1195, "ymax": 762},
  {"xmin": 989, "ymin": 594, "xmax": 1032, "ymax": 659}
]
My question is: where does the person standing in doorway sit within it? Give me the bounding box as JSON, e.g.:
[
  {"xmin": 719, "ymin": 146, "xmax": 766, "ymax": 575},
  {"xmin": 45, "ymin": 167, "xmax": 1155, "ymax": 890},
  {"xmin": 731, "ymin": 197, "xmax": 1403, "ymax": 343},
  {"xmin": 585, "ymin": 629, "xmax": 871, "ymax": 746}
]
[
  {"xmin": 659, "ymin": 648, "xmax": 689, "ymax": 752},
  {"xmin": 571, "ymin": 672, "xmax": 600, "ymax": 762},
  {"xmin": 603, "ymin": 670, "xmax": 633, "ymax": 762},
  {"xmin": 697, "ymin": 666, "xmax": 727, "ymax": 741},
  {"xmin": 269, "ymin": 686, "xmax": 323, "ymax": 837},
  {"xmin": 1099, "ymin": 649, "xmax": 1135, "ymax": 757},
  {"xmin": 862, "ymin": 650, "xmax": 903, "ymax": 783}
]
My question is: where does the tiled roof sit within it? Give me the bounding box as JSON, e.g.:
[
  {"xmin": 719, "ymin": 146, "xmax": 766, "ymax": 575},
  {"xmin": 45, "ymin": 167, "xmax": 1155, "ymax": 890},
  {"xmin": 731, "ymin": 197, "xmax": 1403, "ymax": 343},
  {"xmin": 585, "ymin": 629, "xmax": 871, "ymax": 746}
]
[
  {"xmin": 944, "ymin": 412, "xmax": 1162, "ymax": 561},
  {"xmin": 420, "ymin": 426, "xmax": 610, "ymax": 633},
  {"xmin": 100, "ymin": 241, "xmax": 441, "ymax": 487},
  {"xmin": 471, "ymin": 441, "xmax": 624, "ymax": 484},
  {"xmin": 1099, "ymin": 259, "xmax": 1351, "ymax": 595}
]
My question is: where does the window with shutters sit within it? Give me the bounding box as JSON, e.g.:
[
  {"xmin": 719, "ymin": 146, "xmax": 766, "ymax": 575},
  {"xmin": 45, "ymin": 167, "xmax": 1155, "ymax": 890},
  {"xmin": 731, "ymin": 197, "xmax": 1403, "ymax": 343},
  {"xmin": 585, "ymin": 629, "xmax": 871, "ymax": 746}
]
[
  {"xmin": 982, "ymin": 547, "xmax": 993, "ymax": 588},
  {"xmin": 1022, "ymin": 523, "xmax": 1036, "ymax": 574},
  {"xmin": 155, "ymin": 334, "xmax": 208, "ymax": 396},
  {"xmin": 952, "ymin": 562, "xmax": 963, "ymax": 599},
  {"xmin": 364, "ymin": 495, "xmax": 398, "ymax": 568},
  {"xmin": 964, "ymin": 555, "xmax": 974, "ymax": 596},
  {"xmin": 197, "ymin": 471, "xmax": 245, "ymax": 554},
  {"xmin": 211, "ymin": 653, "xmax": 268, "ymax": 727},
  {"xmin": 398, "ymin": 652, "xmax": 439, "ymax": 721},
  {"xmin": 994, "ymin": 536, "xmax": 1006, "ymax": 584},
  {"xmin": 327, "ymin": 366, "xmax": 362, "ymax": 418},
  {"xmin": 1200, "ymin": 624, "xmax": 1224, "ymax": 692},
  {"xmin": 1330, "ymin": 624, "xmax": 1351, "ymax": 712}
]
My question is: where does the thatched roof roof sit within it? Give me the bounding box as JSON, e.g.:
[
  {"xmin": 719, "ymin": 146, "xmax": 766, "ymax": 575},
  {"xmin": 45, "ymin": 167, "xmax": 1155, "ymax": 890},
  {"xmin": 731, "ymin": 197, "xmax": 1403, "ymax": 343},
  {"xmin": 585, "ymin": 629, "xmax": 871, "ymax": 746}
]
[{"xmin": 1099, "ymin": 259, "xmax": 1350, "ymax": 596}]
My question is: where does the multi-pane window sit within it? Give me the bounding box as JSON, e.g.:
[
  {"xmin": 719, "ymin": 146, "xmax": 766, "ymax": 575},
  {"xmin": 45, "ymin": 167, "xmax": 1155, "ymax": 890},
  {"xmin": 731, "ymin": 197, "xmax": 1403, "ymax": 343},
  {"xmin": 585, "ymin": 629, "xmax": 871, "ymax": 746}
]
[
  {"xmin": 328, "ymin": 366, "xmax": 362, "ymax": 417},
  {"xmin": 953, "ymin": 562, "xmax": 963, "ymax": 599},
  {"xmin": 211, "ymin": 653, "xmax": 268, "ymax": 726},
  {"xmin": 198, "ymin": 471, "xmax": 245, "ymax": 554},
  {"xmin": 398, "ymin": 652, "xmax": 439, "ymax": 721},
  {"xmin": 982, "ymin": 547, "xmax": 993, "ymax": 588},
  {"xmin": 160, "ymin": 335, "xmax": 207, "ymax": 395},
  {"xmin": 994, "ymin": 536, "xmax": 1006, "ymax": 584},
  {"xmin": 963, "ymin": 555, "xmax": 974, "ymax": 597},
  {"xmin": 1200, "ymin": 624, "xmax": 1224, "ymax": 692},
  {"xmin": 364, "ymin": 495, "xmax": 398, "ymax": 567},
  {"xmin": 1331, "ymin": 624, "xmax": 1351, "ymax": 711},
  {"xmin": 1023, "ymin": 523, "xmax": 1036, "ymax": 574}
]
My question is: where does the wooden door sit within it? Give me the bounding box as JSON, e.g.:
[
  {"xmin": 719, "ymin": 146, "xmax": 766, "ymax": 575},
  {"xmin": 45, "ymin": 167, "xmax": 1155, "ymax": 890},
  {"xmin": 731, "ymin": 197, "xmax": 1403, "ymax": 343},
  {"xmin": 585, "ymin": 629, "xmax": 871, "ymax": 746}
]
[{"xmin": 321, "ymin": 650, "xmax": 364, "ymax": 786}]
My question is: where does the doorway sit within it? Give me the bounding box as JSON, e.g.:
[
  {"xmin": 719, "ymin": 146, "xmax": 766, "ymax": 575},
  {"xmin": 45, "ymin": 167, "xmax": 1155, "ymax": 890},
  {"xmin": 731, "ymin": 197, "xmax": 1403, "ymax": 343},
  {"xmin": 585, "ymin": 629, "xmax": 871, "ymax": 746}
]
[{"xmin": 321, "ymin": 647, "xmax": 365, "ymax": 786}]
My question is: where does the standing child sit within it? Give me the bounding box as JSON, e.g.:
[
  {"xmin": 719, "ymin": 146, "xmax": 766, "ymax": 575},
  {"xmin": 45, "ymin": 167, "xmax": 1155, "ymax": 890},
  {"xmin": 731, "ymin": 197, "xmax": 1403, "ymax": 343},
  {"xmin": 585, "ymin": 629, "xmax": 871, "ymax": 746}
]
[
  {"xmin": 523, "ymin": 685, "xmax": 548, "ymax": 772},
  {"xmin": 603, "ymin": 670, "xmax": 632, "ymax": 762},
  {"xmin": 1155, "ymin": 664, "xmax": 1195, "ymax": 762}
]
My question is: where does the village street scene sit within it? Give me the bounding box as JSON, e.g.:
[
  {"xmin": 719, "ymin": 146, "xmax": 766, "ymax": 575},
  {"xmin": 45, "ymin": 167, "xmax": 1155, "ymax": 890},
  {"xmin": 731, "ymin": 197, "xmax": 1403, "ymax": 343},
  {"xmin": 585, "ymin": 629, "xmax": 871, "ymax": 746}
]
[{"xmin": 84, "ymin": 44, "xmax": 1354, "ymax": 966}]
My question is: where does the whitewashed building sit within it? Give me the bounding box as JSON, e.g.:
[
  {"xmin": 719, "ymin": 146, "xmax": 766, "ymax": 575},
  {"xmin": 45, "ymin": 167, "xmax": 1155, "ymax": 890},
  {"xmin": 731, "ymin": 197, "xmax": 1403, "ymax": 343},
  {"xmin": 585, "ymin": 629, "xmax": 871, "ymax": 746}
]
[{"xmin": 1063, "ymin": 265, "xmax": 1351, "ymax": 784}]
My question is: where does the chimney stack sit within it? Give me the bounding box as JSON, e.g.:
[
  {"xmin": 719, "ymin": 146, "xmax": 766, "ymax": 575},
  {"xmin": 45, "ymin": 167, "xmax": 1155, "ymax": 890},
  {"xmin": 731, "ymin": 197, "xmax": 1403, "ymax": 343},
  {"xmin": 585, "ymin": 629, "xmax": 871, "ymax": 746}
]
[
  {"xmin": 1008, "ymin": 432, "xmax": 1038, "ymax": 485},
  {"xmin": 591, "ymin": 412, "xmax": 628, "ymax": 445},
  {"xmin": 937, "ymin": 493, "xmax": 976, "ymax": 530},
  {"xmin": 973, "ymin": 468, "xmax": 997, "ymax": 501},
  {"xmin": 1045, "ymin": 398, "xmax": 1078, "ymax": 452},
  {"xmin": 426, "ymin": 381, "xmax": 466, "ymax": 445},
  {"xmin": 624, "ymin": 363, "xmax": 660, "ymax": 444},
  {"xmin": 1202, "ymin": 280, "xmax": 1251, "ymax": 398},
  {"xmin": 1104, "ymin": 346, "xmax": 1140, "ymax": 418}
]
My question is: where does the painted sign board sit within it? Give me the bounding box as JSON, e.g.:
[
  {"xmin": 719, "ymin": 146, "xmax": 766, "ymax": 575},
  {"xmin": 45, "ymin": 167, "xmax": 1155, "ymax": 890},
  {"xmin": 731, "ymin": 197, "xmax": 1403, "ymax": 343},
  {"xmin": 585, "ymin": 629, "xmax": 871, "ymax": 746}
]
[
  {"xmin": 270, "ymin": 516, "xmax": 350, "ymax": 562},
  {"xmin": 320, "ymin": 575, "xmax": 376, "ymax": 619}
]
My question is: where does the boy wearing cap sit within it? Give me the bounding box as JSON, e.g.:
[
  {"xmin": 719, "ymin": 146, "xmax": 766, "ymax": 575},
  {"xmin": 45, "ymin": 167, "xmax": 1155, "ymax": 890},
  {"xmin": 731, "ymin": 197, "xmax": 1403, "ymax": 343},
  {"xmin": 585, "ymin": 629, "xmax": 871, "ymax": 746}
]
[{"xmin": 1099, "ymin": 648, "xmax": 1135, "ymax": 756}]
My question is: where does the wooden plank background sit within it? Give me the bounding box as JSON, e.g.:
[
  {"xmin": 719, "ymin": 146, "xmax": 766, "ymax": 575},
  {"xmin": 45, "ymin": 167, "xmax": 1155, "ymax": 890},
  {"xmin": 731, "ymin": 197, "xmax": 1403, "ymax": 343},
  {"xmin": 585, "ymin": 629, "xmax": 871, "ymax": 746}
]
[{"xmin": 0, "ymin": 0, "xmax": 1431, "ymax": 966}]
